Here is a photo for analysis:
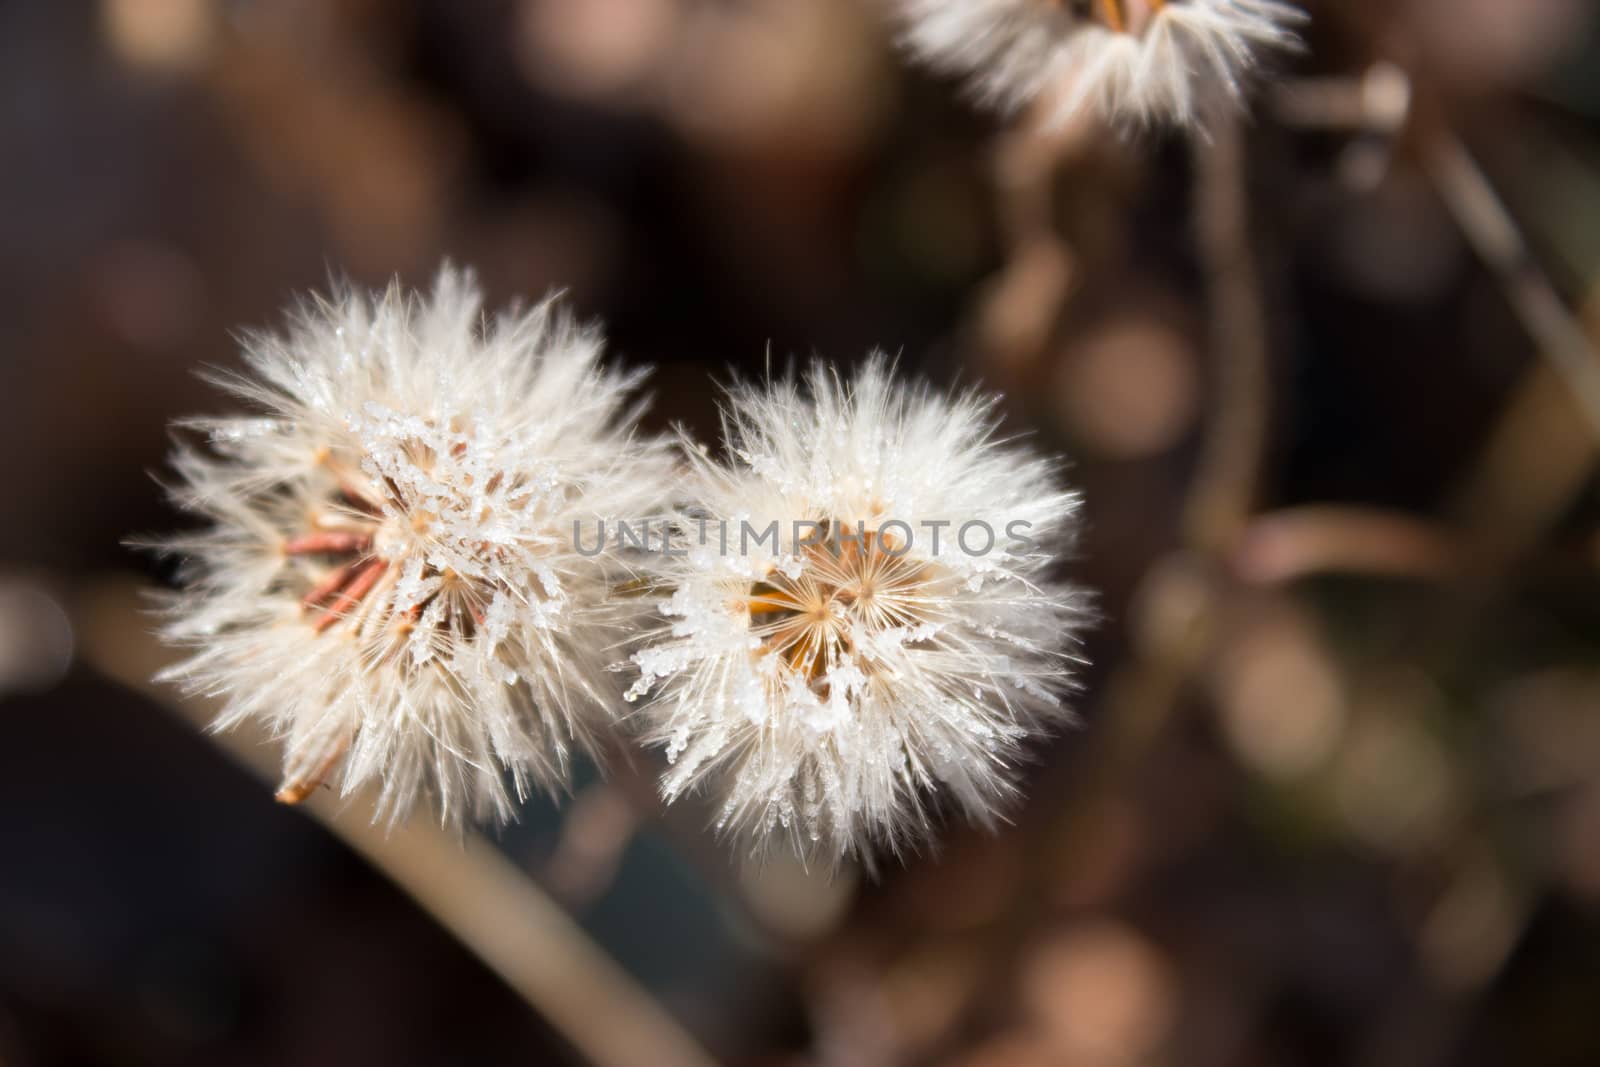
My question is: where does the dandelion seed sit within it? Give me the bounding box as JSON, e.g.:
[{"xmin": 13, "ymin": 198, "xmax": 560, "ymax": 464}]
[
  {"xmin": 628, "ymin": 358, "xmax": 1089, "ymax": 864},
  {"xmin": 897, "ymin": 0, "xmax": 1305, "ymax": 127},
  {"xmin": 156, "ymin": 265, "xmax": 673, "ymax": 826}
]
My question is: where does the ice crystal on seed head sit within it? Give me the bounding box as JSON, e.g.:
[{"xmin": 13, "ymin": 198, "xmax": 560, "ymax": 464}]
[
  {"xmin": 157, "ymin": 266, "xmax": 674, "ymax": 826},
  {"xmin": 628, "ymin": 358, "xmax": 1089, "ymax": 865},
  {"xmin": 897, "ymin": 0, "xmax": 1305, "ymax": 128}
]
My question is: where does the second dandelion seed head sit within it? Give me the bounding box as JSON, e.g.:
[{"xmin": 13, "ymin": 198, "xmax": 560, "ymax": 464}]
[{"xmin": 628, "ymin": 359, "xmax": 1088, "ymax": 865}]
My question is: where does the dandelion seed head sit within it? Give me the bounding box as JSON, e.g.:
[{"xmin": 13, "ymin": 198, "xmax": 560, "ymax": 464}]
[
  {"xmin": 628, "ymin": 358, "xmax": 1089, "ymax": 864},
  {"xmin": 158, "ymin": 265, "xmax": 672, "ymax": 825},
  {"xmin": 896, "ymin": 0, "xmax": 1305, "ymax": 128}
]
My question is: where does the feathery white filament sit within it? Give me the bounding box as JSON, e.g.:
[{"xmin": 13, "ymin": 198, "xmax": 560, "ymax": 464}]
[
  {"xmin": 628, "ymin": 358, "xmax": 1088, "ymax": 863},
  {"xmin": 897, "ymin": 0, "xmax": 1304, "ymax": 127},
  {"xmin": 158, "ymin": 266, "xmax": 673, "ymax": 826}
]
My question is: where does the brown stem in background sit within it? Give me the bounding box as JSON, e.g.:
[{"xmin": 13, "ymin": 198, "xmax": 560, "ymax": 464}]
[
  {"xmin": 1039, "ymin": 115, "xmax": 1273, "ymax": 859},
  {"xmin": 1234, "ymin": 506, "xmax": 1464, "ymax": 583},
  {"xmin": 946, "ymin": 114, "xmax": 1275, "ymax": 1046},
  {"xmin": 977, "ymin": 98, "xmax": 1090, "ymax": 378},
  {"xmin": 1424, "ymin": 130, "xmax": 1600, "ymax": 440},
  {"xmin": 1184, "ymin": 115, "xmax": 1271, "ymax": 554},
  {"xmin": 79, "ymin": 580, "xmax": 722, "ymax": 1067}
]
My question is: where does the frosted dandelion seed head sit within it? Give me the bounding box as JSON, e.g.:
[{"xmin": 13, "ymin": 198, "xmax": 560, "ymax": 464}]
[
  {"xmin": 896, "ymin": 0, "xmax": 1306, "ymax": 128},
  {"xmin": 157, "ymin": 265, "xmax": 674, "ymax": 826},
  {"xmin": 628, "ymin": 358, "xmax": 1089, "ymax": 865}
]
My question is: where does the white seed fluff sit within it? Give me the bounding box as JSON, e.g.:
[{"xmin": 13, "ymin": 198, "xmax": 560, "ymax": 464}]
[
  {"xmin": 896, "ymin": 0, "xmax": 1304, "ymax": 127},
  {"xmin": 157, "ymin": 266, "xmax": 673, "ymax": 826},
  {"xmin": 627, "ymin": 358, "xmax": 1088, "ymax": 863}
]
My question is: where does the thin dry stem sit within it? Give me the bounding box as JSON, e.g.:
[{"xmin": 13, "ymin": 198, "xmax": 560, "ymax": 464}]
[
  {"xmin": 1185, "ymin": 115, "xmax": 1271, "ymax": 552},
  {"xmin": 80, "ymin": 578, "xmax": 721, "ymax": 1067},
  {"xmin": 1424, "ymin": 130, "xmax": 1600, "ymax": 438}
]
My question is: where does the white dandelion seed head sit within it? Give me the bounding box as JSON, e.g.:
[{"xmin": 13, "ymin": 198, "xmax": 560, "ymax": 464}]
[
  {"xmin": 157, "ymin": 265, "xmax": 674, "ymax": 826},
  {"xmin": 628, "ymin": 357, "xmax": 1089, "ymax": 865},
  {"xmin": 896, "ymin": 0, "xmax": 1305, "ymax": 128}
]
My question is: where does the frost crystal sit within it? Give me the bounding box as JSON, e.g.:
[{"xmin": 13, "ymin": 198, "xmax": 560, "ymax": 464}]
[
  {"xmin": 628, "ymin": 358, "xmax": 1089, "ymax": 864},
  {"xmin": 157, "ymin": 266, "xmax": 673, "ymax": 825},
  {"xmin": 897, "ymin": 0, "xmax": 1304, "ymax": 128}
]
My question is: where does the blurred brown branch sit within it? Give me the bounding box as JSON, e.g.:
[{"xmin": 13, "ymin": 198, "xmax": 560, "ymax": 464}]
[
  {"xmin": 1235, "ymin": 506, "xmax": 1464, "ymax": 583},
  {"xmin": 76, "ymin": 578, "xmax": 722, "ymax": 1067},
  {"xmin": 1424, "ymin": 130, "xmax": 1600, "ymax": 439}
]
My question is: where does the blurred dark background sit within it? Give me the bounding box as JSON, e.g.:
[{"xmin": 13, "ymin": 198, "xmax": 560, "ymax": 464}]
[{"xmin": 4, "ymin": 1, "xmax": 1600, "ymax": 1064}]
